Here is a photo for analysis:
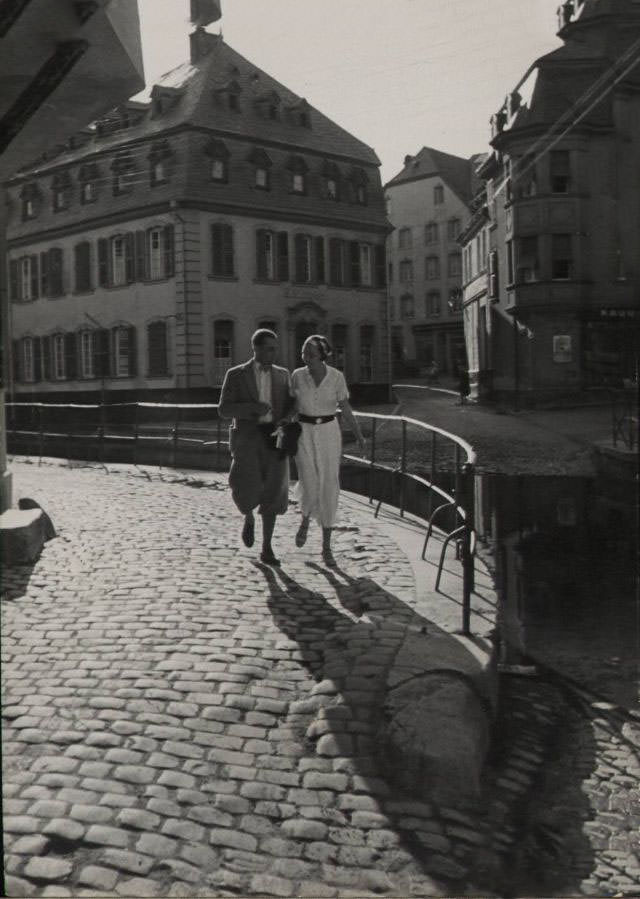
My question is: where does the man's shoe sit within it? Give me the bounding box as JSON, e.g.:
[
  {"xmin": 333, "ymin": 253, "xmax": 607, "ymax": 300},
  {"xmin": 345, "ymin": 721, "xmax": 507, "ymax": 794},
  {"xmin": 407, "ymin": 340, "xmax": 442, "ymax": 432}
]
[
  {"xmin": 242, "ymin": 516, "xmax": 255, "ymax": 548},
  {"xmin": 260, "ymin": 550, "xmax": 280, "ymax": 567}
]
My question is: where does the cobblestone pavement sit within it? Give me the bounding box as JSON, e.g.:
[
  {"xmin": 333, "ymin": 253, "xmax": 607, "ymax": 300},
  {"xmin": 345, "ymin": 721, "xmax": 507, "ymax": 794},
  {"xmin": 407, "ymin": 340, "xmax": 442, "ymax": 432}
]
[
  {"xmin": 2, "ymin": 460, "xmax": 493, "ymax": 899},
  {"xmin": 3, "ymin": 460, "xmax": 639, "ymax": 898}
]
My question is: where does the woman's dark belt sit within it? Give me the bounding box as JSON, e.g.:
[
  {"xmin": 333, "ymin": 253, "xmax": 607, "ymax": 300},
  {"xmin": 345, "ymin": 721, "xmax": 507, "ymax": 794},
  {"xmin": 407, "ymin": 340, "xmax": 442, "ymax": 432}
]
[{"xmin": 299, "ymin": 414, "xmax": 335, "ymax": 425}]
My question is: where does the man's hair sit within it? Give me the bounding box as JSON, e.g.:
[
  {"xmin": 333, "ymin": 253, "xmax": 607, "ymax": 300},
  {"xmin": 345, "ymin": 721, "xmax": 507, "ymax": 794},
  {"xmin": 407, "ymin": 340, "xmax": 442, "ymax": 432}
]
[{"xmin": 252, "ymin": 328, "xmax": 277, "ymax": 347}]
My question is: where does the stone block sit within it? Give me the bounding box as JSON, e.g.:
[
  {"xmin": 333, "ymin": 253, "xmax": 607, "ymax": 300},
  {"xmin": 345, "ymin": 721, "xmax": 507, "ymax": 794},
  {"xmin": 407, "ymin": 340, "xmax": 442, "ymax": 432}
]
[{"xmin": 1, "ymin": 508, "xmax": 46, "ymax": 566}]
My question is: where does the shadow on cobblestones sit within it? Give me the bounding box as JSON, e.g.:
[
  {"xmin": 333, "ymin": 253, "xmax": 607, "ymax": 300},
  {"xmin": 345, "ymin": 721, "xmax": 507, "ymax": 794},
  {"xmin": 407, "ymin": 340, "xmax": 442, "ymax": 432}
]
[
  {"xmin": 258, "ymin": 560, "xmax": 495, "ymax": 893},
  {"xmin": 2, "ymin": 562, "xmax": 37, "ymax": 602}
]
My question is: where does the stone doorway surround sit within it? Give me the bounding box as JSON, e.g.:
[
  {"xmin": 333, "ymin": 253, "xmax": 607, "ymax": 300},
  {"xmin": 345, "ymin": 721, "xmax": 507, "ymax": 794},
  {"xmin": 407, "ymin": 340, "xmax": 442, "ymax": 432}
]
[{"xmin": 285, "ymin": 296, "xmax": 328, "ymax": 370}]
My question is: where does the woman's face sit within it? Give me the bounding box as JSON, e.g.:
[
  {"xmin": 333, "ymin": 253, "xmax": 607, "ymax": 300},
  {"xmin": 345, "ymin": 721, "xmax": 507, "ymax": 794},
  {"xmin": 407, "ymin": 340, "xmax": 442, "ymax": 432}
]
[{"xmin": 302, "ymin": 340, "xmax": 323, "ymax": 366}]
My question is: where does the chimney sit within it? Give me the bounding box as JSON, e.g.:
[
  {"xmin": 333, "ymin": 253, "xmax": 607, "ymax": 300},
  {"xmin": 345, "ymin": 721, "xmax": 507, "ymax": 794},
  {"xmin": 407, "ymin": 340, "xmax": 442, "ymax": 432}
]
[
  {"xmin": 404, "ymin": 154, "xmax": 413, "ymax": 166},
  {"xmin": 190, "ymin": 26, "xmax": 218, "ymax": 63}
]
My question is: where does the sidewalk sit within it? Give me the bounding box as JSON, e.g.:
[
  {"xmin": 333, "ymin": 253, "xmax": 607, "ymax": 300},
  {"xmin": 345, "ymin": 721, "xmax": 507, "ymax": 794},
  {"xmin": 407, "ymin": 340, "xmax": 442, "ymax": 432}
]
[{"xmin": 2, "ymin": 459, "xmax": 497, "ymax": 899}]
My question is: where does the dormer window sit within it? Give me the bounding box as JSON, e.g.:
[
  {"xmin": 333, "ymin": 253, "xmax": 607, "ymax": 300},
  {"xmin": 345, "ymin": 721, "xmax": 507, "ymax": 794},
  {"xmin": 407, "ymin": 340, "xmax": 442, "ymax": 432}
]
[
  {"xmin": 322, "ymin": 160, "xmax": 341, "ymax": 201},
  {"xmin": 204, "ymin": 138, "xmax": 230, "ymax": 183},
  {"xmin": 79, "ymin": 162, "xmax": 99, "ymax": 204},
  {"xmin": 20, "ymin": 182, "xmax": 40, "ymax": 220},
  {"xmin": 286, "ymin": 98, "xmax": 312, "ymax": 129},
  {"xmin": 112, "ymin": 151, "xmax": 135, "ymax": 195},
  {"xmin": 248, "ymin": 147, "xmax": 272, "ymax": 191},
  {"xmin": 150, "ymin": 85, "xmax": 183, "ymax": 118},
  {"xmin": 550, "ymin": 150, "xmax": 571, "ymax": 193},
  {"xmin": 213, "ymin": 79, "xmax": 242, "ymax": 112},
  {"xmin": 287, "ymin": 155, "xmax": 308, "ymax": 195},
  {"xmin": 348, "ymin": 167, "xmax": 369, "ymax": 205},
  {"xmin": 255, "ymin": 90, "xmax": 280, "ymax": 120},
  {"xmin": 52, "ymin": 172, "xmax": 71, "ymax": 212},
  {"xmin": 148, "ymin": 140, "xmax": 173, "ymax": 187}
]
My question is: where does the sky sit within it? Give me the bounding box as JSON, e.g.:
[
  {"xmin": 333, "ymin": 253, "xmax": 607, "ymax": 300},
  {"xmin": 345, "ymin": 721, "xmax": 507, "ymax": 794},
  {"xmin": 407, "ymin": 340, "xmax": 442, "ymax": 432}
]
[{"xmin": 135, "ymin": 0, "xmax": 562, "ymax": 184}]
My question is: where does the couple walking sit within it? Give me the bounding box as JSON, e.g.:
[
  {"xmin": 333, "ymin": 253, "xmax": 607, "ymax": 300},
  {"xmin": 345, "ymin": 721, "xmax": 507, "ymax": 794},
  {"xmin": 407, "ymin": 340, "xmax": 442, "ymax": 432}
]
[{"xmin": 218, "ymin": 328, "xmax": 366, "ymax": 566}]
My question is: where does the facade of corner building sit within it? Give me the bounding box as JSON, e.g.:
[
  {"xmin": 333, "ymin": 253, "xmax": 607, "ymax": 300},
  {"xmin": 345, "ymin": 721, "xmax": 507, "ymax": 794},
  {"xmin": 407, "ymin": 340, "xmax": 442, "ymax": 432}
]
[
  {"xmin": 5, "ymin": 29, "xmax": 391, "ymax": 407},
  {"xmin": 461, "ymin": 0, "xmax": 640, "ymax": 407},
  {"xmin": 384, "ymin": 147, "xmax": 480, "ymax": 379}
]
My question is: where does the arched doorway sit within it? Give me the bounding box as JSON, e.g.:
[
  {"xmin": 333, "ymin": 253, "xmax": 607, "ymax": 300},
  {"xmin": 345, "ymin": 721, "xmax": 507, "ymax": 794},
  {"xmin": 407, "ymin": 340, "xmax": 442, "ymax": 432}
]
[
  {"xmin": 294, "ymin": 321, "xmax": 317, "ymax": 366},
  {"xmin": 286, "ymin": 300, "xmax": 328, "ymax": 369}
]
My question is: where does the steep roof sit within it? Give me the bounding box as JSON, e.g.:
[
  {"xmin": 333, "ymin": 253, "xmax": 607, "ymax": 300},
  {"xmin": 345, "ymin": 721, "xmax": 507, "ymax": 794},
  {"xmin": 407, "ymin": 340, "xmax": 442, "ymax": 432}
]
[
  {"xmin": 13, "ymin": 32, "xmax": 379, "ymax": 178},
  {"xmin": 384, "ymin": 146, "xmax": 476, "ymax": 205}
]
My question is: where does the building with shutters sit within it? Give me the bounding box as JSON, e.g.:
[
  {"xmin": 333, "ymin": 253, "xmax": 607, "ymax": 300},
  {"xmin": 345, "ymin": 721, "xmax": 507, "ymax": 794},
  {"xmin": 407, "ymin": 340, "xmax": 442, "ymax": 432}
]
[
  {"xmin": 384, "ymin": 147, "xmax": 481, "ymax": 378},
  {"xmin": 462, "ymin": 0, "xmax": 640, "ymax": 406},
  {"xmin": 5, "ymin": 27, "xmax": 390, "ymax": 406}
]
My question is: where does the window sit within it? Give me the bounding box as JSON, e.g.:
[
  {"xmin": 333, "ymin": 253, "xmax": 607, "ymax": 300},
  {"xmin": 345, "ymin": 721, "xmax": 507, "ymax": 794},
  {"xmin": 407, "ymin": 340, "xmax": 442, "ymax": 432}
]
[
  {"xmin": 288, "ymin": 155, "xmax": 308, "ymax": 194},
  {"xmin": 98, "ymin": 234, "xmax": 135, "ymax": 287},
  {"xmin": 112, "ymin": 236, "xmax": 127, "ymax": 286},
  {"xmin": 74, "ymin": 242, "xmax": 92, "ymax": 292},
  {"xmin": 388, "ymin": 262, "xmax": 393, "ymax": 283},
  {"xmin": 292, "ymin": 173, "xmax": 305, "ymax": 194},
  {"xmin": 434, "ymin": 185, "xmax": 444, "ymax": 205},
  {"xmin": 447, "ymin": 219, "xmax": 461, "ymax": 240},
  {"xmin": 213, "ymin": 319, "xmax": 234, "ymax": 384},
  {"xmin": 255, "ymin": 167, "xmax": 269, "ymax": 189},
  {"xmin": 327, "ymin": 178, "xmax": 338, "ymax": 200},
  {"xmin": 22, "ymin": 337, "xmax": 35, "ymax": 382},
  {"xmin": 517, "ymin": 154, "xmax": 537, "ymax": 197},
  {"xmin": 248, "ymin": 148, "xmax": 272, "ymax": 189},
  {"xmin": 79, "ymin": 163, "xmax": 99, "ymax": 204},
  {"xmin": 425, "ymin": 222, "xmax": 438, "ymax": 244},
  {"xmin": 53, "ymin": 187, "xmax": 68, "ymax": 212},
  {"xmin": 398, "ymin": 228, "xmax": 412, "ymax": 250},
  {"xmin": 359, "ymin": 326, "xmax": 375, "ymax": 381},
  {"xmin": 112, "ymin": 326, "xmax": 136, "ymax": 377},
  {"xmin": 322, "ymin": 160, "xmax": 341, "ymax": 201},
  {"xmin": 256, "ymin": 230, "xmax": 288, "ymax": 281},
  {"xmin": 81, "ymin": 182, "xmax": 95, "ymax": 204},
  {"xmin": 506, "ymin": 239, "xmax": 514, "ymax": 284},
  {"xmin": 399, "ymin": 259, "xmax": 413, "ymax": 283},
  {"xmin": 349, "ymin": 167, "xmax": 368, "ymax": 205},
  {"xmin": 425, "ymin": 256, "xmax": 440, "ymax": 280},
  {"xmin": 39, "ymin": 247, "xmax": 64, "ymax": 298},
  {"xmin": 147, "ymin": 321, "xmax": 169, "ymax": 376},
  {"xmin": 426, "ymin": 291, "xmax": 441, "ymax": 317},
  {"xmin": 204, "ymin": 138, "xmax": 229, "ymax": 183},
  {"xmin": 79, "ymin": 330, "xmax": 96, "ymax": 378},
  {"xmin": 211, "ymin": 223, "xmax": 234, "ymax": 277},
  {"xmin": 53, "ymin": 334, "xmax": 66, "ymax": 380},
  {"xmin": 332, "ymin": 324, "xmax": 347, "ymax": 372},
  {"xmin": 294, "ymin": 234, "xmax": 313, "ymax": 283},
  {"xmin": 448, "ymin": 288, "xmax": 462, "ymax": 312},
  {"xmin": 552, "ymin": 234, "xmax": 573, "ymax": 279},
  {"xmin": 488, "ymin": 250, "xmax": 499, "ymax": 299},
  {"xmin": 112, "ymin": 152, "xmax": 135, "ymax": 195},
  {"xmin": 359, "ymin": 243, "xmax": 372, "ymax": 287},
  {"xmin": 10, "ymin": 256, "xmax": 39, "ymax": 302},
  {"xmin": 315, "ymin": 236, "xmax": 325, "ymax": 283},
  {"xmin": 151, "ymin": 161, "xmax": 166, "ymax": 185},
  {"xmin": 550, "ymin": 150, "xmax": 571, "ymax": 193},
  {"xmin": 21, "ymin": 183, "xmax": 39, "ymax": 220},
  {"xmin": 517, "ymin": 235, "xmax": 539, "ymax": 282},
  {"xmin": 400, "ymin": 294, "xmax": 414, "ymax": 319},
  {"xmin": 448, "ymin": 253, "xmax": 462, "ymax": 277},
  {"xmin": 329, "ymin": 238, "xmax": 346, "ymax": 286},
  {"xmin": 148, "ymin": 228, "xmax": 165, "ymax": 280}
]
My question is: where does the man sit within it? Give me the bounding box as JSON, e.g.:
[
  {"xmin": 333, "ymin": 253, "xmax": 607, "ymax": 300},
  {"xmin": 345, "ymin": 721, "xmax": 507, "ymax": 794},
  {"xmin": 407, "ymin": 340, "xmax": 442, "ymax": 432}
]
[{"xmin": 218, "ymin": 329, "xmax": 294, "ymax": 566}]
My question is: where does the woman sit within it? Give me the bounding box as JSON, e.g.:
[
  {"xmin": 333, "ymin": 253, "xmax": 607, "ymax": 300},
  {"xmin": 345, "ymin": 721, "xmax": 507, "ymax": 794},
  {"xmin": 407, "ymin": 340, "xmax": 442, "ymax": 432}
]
[{"xmin": 291, "ymin": 334, "xmax": 366, "ymax": 561}]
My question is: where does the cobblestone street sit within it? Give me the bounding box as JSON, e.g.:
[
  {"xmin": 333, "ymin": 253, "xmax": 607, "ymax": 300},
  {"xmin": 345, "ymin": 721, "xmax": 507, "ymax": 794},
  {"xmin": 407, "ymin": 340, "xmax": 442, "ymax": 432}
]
[{"xmin": 2, "ymin": 459, "xmax": 639, "ymax": 898}]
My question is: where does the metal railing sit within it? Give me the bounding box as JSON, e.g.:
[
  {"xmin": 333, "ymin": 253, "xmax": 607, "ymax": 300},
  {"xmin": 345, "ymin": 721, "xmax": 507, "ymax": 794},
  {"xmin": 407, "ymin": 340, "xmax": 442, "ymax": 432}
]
[{"xmin": 7, "ymin": 401, "xmax": 477, "ymax": 634}]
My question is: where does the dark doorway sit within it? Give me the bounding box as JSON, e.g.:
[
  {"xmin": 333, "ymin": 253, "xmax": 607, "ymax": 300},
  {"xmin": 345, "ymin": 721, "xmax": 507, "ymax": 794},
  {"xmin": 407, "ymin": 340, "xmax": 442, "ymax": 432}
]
[{"xmin": 294, "ymin": 321, "xmax": 317, "ymax": 367}]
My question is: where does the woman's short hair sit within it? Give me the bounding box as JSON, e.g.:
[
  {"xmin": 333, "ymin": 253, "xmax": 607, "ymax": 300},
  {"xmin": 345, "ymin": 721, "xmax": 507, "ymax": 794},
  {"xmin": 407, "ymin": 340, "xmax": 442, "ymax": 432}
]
[
  {"xmin": 303, "ymin": 334, "xmax": 332, "ymax": 361},
  {"xmin": 252, "ymin": 328, "xmax": 277, "ymax": 347}
]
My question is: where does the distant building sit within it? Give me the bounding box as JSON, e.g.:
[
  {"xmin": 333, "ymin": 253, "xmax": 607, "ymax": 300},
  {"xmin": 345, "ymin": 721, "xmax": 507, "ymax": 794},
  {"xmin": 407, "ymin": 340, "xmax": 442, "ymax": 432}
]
[
  {"xmin": 6, "ymin": 29, "xmax": 390, "ymax": 406},
  {"xmin": 384, "ymin": 147, "xmax": 480, "ymax": 378},
  {"xmin": 464, "ymin": 0, "xmax": 640, "ymax": 406}
]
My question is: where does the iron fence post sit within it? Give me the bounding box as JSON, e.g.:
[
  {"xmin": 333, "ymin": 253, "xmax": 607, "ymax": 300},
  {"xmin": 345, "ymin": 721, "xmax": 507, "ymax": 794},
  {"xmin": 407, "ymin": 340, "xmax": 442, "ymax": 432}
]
[
  {"xmin": 461, "ymin": 462, "xmax": 475, "ymax": 635},
  {"xmin": 369, "ymin": 417, "xmax": 377, "ymax": 504},
  {"xmin": 133, "ymin": 403, "xmax": 139, "ymax": 466},
  {"xmin": 399, "ymin": 419, "xmax": 407, "ymax": 516},
  {"xmin": 172, "ymin": 407, "xmax": 180, "ymax": 469},
  {"xmin": 38, "ymin": 405, "xmax": 44, "ymax": 465}
]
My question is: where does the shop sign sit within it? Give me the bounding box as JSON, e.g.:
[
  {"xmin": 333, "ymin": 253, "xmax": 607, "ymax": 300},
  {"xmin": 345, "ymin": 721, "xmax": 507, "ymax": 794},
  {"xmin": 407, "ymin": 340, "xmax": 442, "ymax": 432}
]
[{"xmin": 553, "ymin": 334, "xmax": 572, "ymax": 363}]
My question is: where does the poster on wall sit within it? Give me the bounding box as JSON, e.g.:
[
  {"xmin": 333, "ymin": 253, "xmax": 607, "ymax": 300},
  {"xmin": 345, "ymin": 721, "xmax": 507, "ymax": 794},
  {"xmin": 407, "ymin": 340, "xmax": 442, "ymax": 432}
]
[{"xmin": 553, "ymin": 334, "xmax": 573, "ymax": 363}]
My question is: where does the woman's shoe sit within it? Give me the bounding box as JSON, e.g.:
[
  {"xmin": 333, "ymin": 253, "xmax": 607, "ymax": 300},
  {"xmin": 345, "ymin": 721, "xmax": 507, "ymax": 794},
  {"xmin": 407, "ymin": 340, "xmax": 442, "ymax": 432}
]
[{"xmin": 295, "ymin": 520, "xmax": 309, "ymax": 548}]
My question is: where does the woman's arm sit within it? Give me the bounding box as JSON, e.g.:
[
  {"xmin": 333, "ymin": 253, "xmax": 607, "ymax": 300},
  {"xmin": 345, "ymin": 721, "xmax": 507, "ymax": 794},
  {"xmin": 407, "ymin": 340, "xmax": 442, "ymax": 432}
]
[{"xmin": 338, "ymin": 398, "xmax": 366, "ymax": 452}]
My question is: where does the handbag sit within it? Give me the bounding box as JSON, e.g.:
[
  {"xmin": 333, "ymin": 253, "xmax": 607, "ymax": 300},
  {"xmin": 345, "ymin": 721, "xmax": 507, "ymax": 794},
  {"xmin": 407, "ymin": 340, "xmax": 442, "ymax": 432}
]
[{"xmin": 278, "ymin": 421, "xmax": 302, "ymax": 459}]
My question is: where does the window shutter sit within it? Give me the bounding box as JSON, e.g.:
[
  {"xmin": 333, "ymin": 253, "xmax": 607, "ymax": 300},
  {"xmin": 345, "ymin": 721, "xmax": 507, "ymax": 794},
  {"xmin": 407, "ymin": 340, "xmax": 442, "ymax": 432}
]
[
  {"xmin": 315, "ymin": 236, "xmax": 325, "ymax": 283},
  {"xmin": 30, "ymin": 254, "xmax": 39, "ymax": 299},
  {"xmin": 98, "ymin": 238, "xmax": 109, "ymax": 286},
  {"xmin": 277, "ymin": 232, "xmax": 289, "ymax": 281},
  {"xmin": 97, "ymin": 329, "xmax": 110, "ymax": 376},
  {"xmin": 135, "ymin": 230, "xmax": 146, "ymax": 281},
  {"xmin": 9, "ymin": 259, "xmax": 18, "ymax": 300},
  {"xmin": 211, "ymin": 224, "xmax": 222, "ymax": 275},
  {"xmin": 125, "ymin": 233, "xmax": 135, "ymax": 283},
  {"xmin": 40, "ymin": 251, "xmax": 49, "ymax": 296},
  {"xmin": 294, "ymin": 234, "xmax": 306, "ymax": 283},
  {"xmin": 12, "ymin": 340, "xmax": 21, "ymax": 382},
  {"xmin": 110, "ymin": 326, "xmax": 119, "ymax": 376},
  {"xmin": 164, "ymin": 224, "xmax": 175, "ymax": 277},
  {"xmin": 256, "ymin": 229, "xmax": 268, "ymax": 279},
  {"xmin": 148, "ymin": 321, "xmax": 168, "ymax": 376},
  {"xmin": 33, "ymin": 337, "xmax": 42, "ymax": 381},
  {"xmin": 329, "ymin": 238, "xmax": 341, "ymax": 286},
  {"xmin": 348, "ymin": 240, "xmax": 360, "ymax": 287},
  {"xmin": 374, "ymin": 244, "xmax": 386, "ymax": 287},
  {"xmin": 128, "ymin": 326, "xmax": 137, "ymax": 377},
  {"xmin": 64, "ymin": 332, "xmax": 77, "ymax": 380},
  {"xmin": 488, "ymin": 250, "xmax": 498, "ymax": 299},
  {"xmin": 222, "ymin": 224, "xmax": 233, "ymax": 276},
  {"xmin": 49, "ymin": 248, "xmax": 63, "ymax": 296},
  {"xmin": 41, "ymin": 336, "xmax": 51, "ymax": 380}
]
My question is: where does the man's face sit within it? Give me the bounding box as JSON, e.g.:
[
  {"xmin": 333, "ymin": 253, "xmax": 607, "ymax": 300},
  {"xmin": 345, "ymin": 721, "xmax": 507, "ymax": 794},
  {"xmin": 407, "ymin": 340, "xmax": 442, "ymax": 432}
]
[{"xmin": 253, "ymin": 337, "xmax": 278, "ymax": 367}]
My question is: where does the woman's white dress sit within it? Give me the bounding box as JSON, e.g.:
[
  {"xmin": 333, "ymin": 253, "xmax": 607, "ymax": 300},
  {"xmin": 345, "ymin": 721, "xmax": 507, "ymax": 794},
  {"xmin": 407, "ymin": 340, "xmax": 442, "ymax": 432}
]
[{"xmin": 291, "ymin": 365, "xmax": 349, "ymax": 528}]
